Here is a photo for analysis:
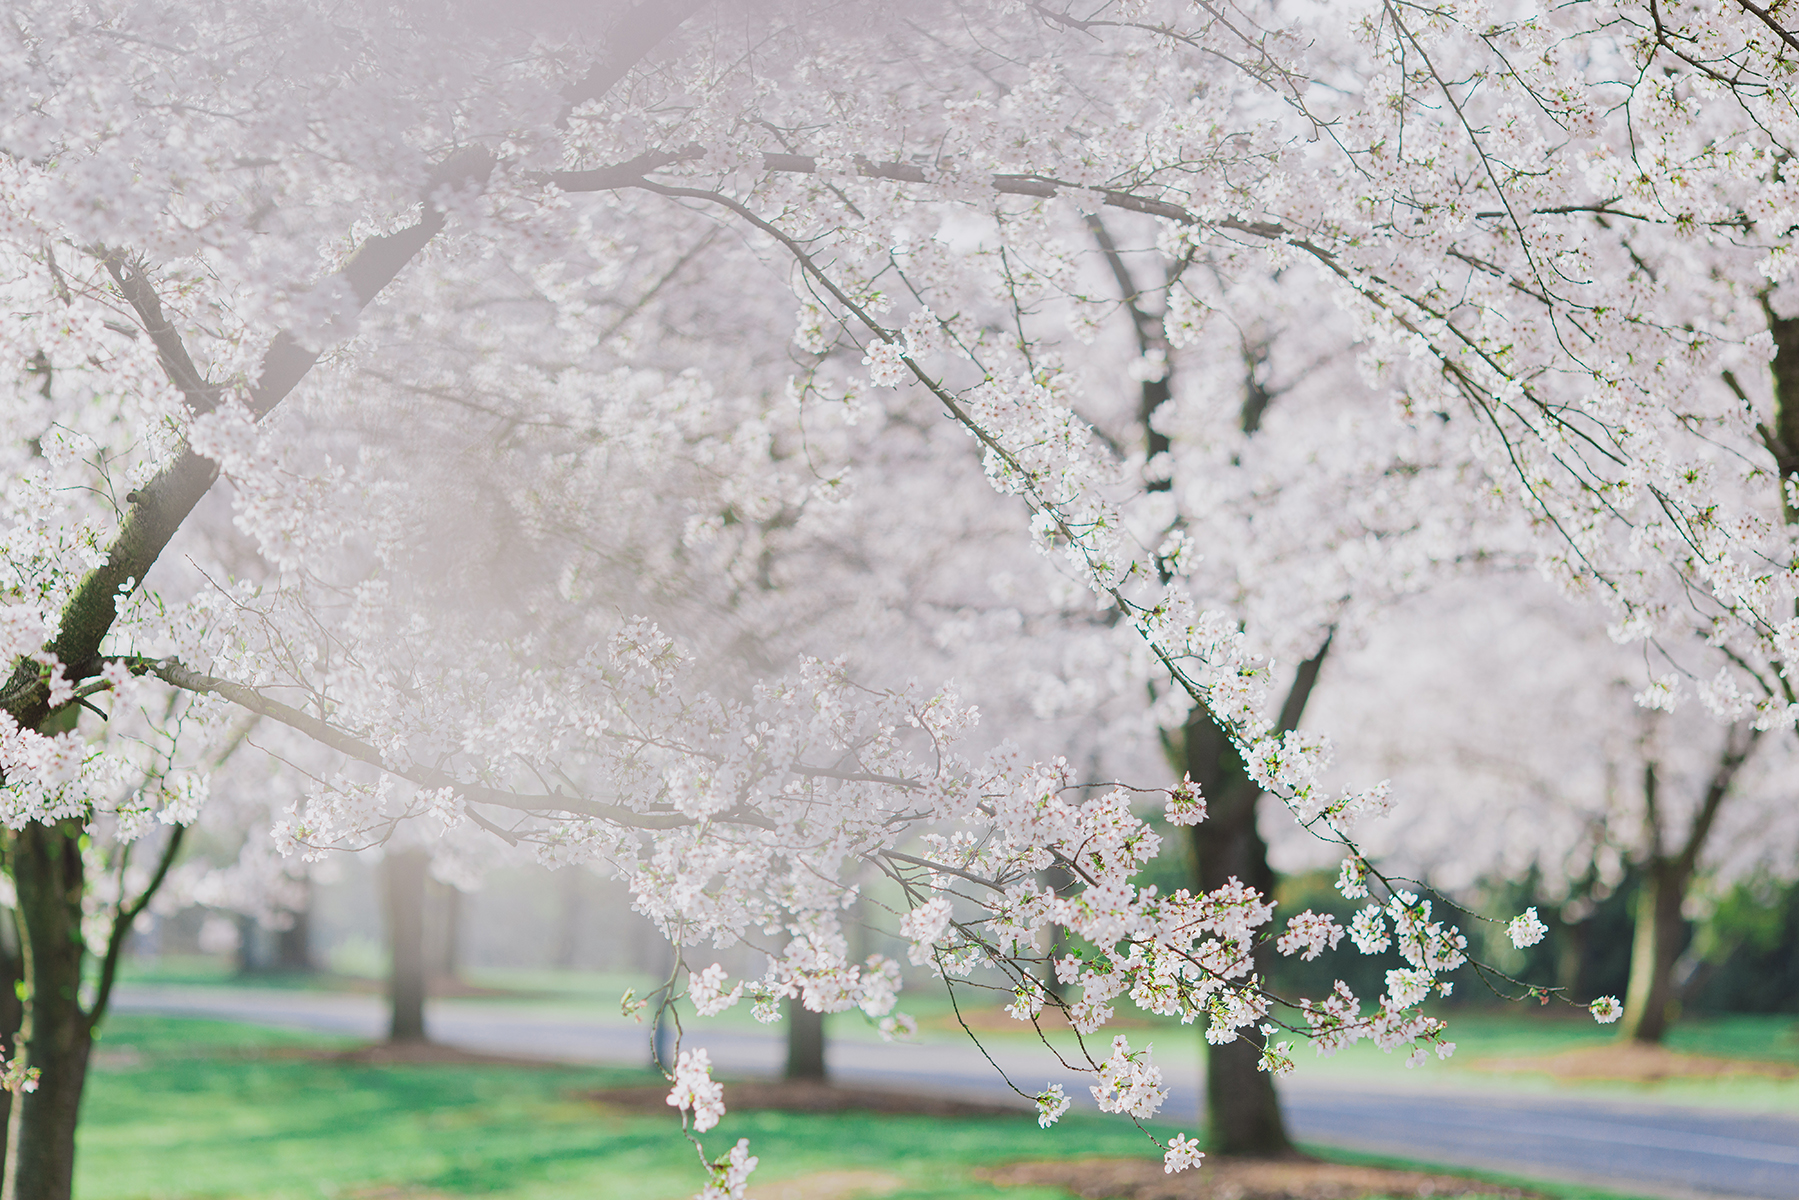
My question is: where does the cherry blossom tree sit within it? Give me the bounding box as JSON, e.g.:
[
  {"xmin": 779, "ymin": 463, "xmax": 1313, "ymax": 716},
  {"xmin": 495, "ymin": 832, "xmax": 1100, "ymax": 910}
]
[
  {"xmin": 8, "ymin": 2, "xmax": 1799, "ymax": 1198},
  {"xmin": 1305, "ymin": 577, "xmax": 1798, "ymax": 1043},
  {"xmin": 1059, "ymin": 218, "xmax": 1506, "ymax": 1151}
]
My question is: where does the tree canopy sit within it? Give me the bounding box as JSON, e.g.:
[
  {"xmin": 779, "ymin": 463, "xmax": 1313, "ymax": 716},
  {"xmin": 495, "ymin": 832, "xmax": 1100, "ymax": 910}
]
[{"xmin": 3, "ymin": 2, "xmax": 1797, "ymax": 1196}]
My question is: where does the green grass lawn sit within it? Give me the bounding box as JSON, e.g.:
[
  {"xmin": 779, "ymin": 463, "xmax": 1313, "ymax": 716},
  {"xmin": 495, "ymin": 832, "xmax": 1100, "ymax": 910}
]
[
  {"xmin": 74, "ymin": 1014, "xmax": 1672, "ymax": 1200},
  {"xmin": 76, "ymin": 1015, "xmax": 1157, "ymax": 1200}
]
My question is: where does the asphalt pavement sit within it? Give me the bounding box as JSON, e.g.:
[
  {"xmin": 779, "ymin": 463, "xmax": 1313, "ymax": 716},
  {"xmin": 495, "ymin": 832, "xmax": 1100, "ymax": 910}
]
[{"xmin": 111, "ymin": 985, "xmax": 1799, "ymax": 1200}]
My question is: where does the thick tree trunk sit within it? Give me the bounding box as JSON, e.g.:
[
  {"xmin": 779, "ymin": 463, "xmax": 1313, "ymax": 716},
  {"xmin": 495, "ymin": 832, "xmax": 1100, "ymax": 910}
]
[
  {"xmin": 384, "ymin": 848, "xmax": 429, "ymax": 1043},
  {"xmin": 1616, "ymin": 727, "xmax": 1754, "ymax": 1045},
  {"xmin": 1619, "ymin": 859, "xmax": 1688, "ymax": 1044},
  {"xmin": 1182, "ymin": 710, "xmax": 1292, "ymax": 1156},
  {"xmin": 784, "ymin": 1000, "xmax": 827, "ymax": 1081},
  {"xmin": 1178, "ymin": 639, "xmax": 1330, "ymax": 1157},
  {"xmin": 3, "ymin": 822, "xmax": 93, "ymax": 1200}
]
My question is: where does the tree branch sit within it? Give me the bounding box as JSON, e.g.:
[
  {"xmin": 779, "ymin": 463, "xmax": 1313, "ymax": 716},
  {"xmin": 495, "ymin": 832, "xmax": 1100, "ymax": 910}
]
[
  {"xmin": 1274, "ymin": 628, "xmax": 1333, "ymax": 736},
  {"xmin": 1675, "ymin": 724, "xmax": 1759, "ymax": 877},
  {"xmin": 85, "ymin": 822, "xmax": 186, "ymax": 1028},
  {"xmin": 99, "ymin": 255, "xmax": 222, "ymax": 414},
  {"xmin": 559, "ymin": 0, "xmax": 712, "ymax": 115},
  {"xmin": 146, "ymin": 658, "xmax": 743, "ymax": 832},
  {"xmin": 1732, "ymin": 0, "xmax": 1799, "ymax": 56},
  {"xmin": 548, "ymin": 148, "xmax": 1300, "ymax": 241},
  {"xmin": 0, "ymin": 149, "xmax": 494, "ymax": 735}
]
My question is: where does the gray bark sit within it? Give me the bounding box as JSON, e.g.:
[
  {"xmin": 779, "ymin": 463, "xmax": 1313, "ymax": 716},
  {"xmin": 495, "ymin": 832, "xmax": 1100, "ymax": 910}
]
[
  {"xmin": 784, "ymin": 1001, "xmax": 827, "ymax": 1081},
  {"xmin": 2, "ymin": 823, "xmax": 92, "ymax": 1200},
  {"xmin": 1179, "ymin": 639, "xmax": 1329, "ymax": 1157},
  {"xmin": 384, "ymin": 849, "xmax": 429, "ymax": 1043}
]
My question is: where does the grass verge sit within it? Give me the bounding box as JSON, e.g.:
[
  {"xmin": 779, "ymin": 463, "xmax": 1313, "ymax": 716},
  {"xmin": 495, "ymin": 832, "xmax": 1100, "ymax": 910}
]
[
  {"xmin": 78, "ymin": 1015, "xmax": 1149, "ymax": 1200},
  {"xmin": 75, "ymin": 1013, "xmax": 1680, "ymax": 1200}
]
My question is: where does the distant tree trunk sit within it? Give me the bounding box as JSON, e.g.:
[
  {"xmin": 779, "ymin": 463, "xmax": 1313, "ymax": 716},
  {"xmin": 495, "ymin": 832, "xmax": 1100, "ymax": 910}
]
[
  {"xmin": 1178, "ymin": 637, "xmax": 1330, "ymax": 1158},
  {"xmin": 425, "ymin": 878, "xmax": 461, "ymax": 984},
  {"xmin": 236, "ymin": 892, "xmax": 312, "ymax": 976},
  {"xmin": 1040, "ymin": 864, "xmax": 1073, "ymax": 1001},
  {"xmin": 1618, "ymin": 728, "xmax": 1756, "ymax": 1044},
  {"xmin": 384, "ymin": 848, "xmax": 429, "ymax": 1043},
  {"xmin": 784, "ymin": 999, "xmax": 827, "ymax": 1081},
  {"xmin": 554, "ymin": 868, "xmax": 583, "ymax": 968},
  {"xmin": 1620, "ymin": 859, "xmax": 1686, "ymax": 1043},
  {"xmin": 274, "ymin": 883, "xmax": 314, "ymax": 972},
  {"xmin": 3, "ymin": 822, "xmax": 93, "ymax": 1200},
  {"xmin": 648, "ymin": 935, "xmax": 675, "ymax": 1069},
  {"xmin": 234, "ymin": 913, "xmax": 260, "ymax": 973}
]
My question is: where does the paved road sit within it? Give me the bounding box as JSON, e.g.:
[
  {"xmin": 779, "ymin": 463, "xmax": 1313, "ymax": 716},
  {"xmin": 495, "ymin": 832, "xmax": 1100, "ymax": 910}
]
[
  {"xmin": 1284, "ymin": 1087, "xmax": 1799, "ymax": 1200},
  {"xmin": 113, "ymin": 985, "xmax": 1799, "ymax": 1200}
]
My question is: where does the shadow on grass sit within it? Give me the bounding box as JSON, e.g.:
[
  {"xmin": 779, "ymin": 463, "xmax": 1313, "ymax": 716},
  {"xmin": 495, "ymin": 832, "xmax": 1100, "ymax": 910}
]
[
  {"xmin": 79, "ymin": 1015, "xmax": 1675, "ymax": 1200},
  {"xmin": 78, "ymin": 1015, "xmax": 1157, "ymax": 1200}
]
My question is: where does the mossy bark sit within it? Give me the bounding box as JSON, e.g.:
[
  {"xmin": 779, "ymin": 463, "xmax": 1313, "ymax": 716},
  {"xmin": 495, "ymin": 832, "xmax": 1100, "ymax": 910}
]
[
  {"xmin": 2, "ymin": 823, "xmax": 92, "ymax": 1200},
  {"xmin": 1618, "ymin": 859, "xmax": 1688, "ymax": 1043}
]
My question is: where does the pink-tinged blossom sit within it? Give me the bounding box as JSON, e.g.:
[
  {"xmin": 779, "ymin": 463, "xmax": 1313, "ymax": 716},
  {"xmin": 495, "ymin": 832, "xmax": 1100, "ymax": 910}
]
[
  {"xmin": 1277, "ymin": 911, "xmax": 1345, "ymax": 962},
  {"xmin": 1090, "ymin": 1036, "xmax": 1167, "ymax": 1120},
  {"xmin": 862, "ymin": 341, "xmax": 908, "ymax": 387},
  {"xmin": 0, "ymin": 606, "xmax": 52, "ymax": 664},
  {"xmin": 1257, "ymin": 1026, "xmax": 1297, "ymax": 1077},
  {"xmin": 0, "ymin": 1047, "xmax": 39, "ymax": 1095},
  {"xmin": 1006, "ymin": 980, "xmax": 1046, "ymax": 1021},
  {"xmin": 875, "ymin": 1014, "xmax": 917, "ymax": 1042},
  {"xmin": 1163, "ymin": 1133, "xmax": 1205, "ymax": 1174},
  {"xmin": 1164, "ymin": 774, "xmax": 1206, "ymax": 826},
  {"xmin": 1036, "ymin": 1084, "xmax": 1071, "ymax": 1128},
  {"xmin": 899, "ymin": 897, "xmax": 954, "ymax": 967},
  {"xmin": 689, "ymin": 964, "xmax": 743, "ymax": 1017},
  {"xmin": 667, "ymin": 1048, "xmax": 726, "ymax": 1132},
  {"xmin": 41, "ymin": 659, "xmax": 73, "ymax": 710},
  {"xmin": 1507, "ymin": 908, "xmax": 1549, "ymax": 950},
  {"xmin": 1634, "ymin": 674, "xmax": 1682, "ymax": 713},
  {"xmin": 699, "ymin": 1138, "xmax": 758, "ymax": 1200},
  {"xmin": 1300, "ymin": 981, "xmax": 1364, "ymax": 1058},
  {"xmin": 1384, "ymin": 968, "xmax": 1434, "ymax": 1010},
  {"xmin": 1348, "ymin": 906, "xmax": 1390, "ymax": 956},
  {"xmin": 1590, "ymin": 997, "xmax": 1623, "ymax": 1024},
  {"xmin": 901, "ymin": 308, "xmax": 942, "ymax": 359}
]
